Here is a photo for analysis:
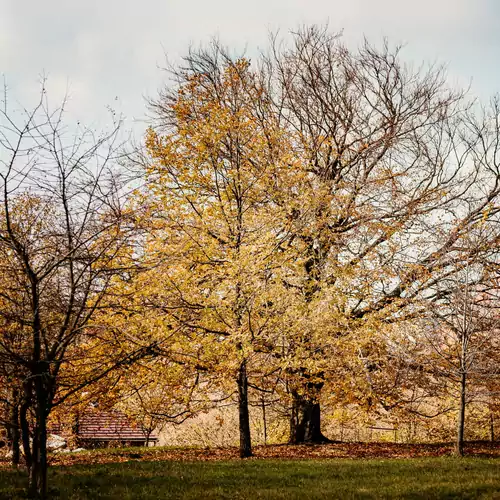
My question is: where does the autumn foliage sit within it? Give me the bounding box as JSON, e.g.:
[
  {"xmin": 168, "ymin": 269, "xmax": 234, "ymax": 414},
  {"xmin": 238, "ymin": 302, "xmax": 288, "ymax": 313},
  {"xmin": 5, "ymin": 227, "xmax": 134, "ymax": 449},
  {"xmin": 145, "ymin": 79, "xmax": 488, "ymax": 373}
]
[{"xmin": 1, "ymin": 26, "xmax": 500, "ymax": 498}]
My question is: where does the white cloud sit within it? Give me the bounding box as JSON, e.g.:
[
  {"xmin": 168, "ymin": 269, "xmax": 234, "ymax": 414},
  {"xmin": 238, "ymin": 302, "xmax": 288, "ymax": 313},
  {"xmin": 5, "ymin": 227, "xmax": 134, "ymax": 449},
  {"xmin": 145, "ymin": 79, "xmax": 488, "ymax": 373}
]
[{"xmin": 0, "ymin": 0, "xmax": 497, "ymax": 134}]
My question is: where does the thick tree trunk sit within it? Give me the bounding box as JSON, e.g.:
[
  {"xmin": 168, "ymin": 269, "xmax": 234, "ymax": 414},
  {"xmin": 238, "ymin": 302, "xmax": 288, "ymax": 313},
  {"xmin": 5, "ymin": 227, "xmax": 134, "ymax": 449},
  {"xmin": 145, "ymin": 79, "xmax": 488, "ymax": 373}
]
[
  {"xmin": 237, "ymin": 360, "xmax": 252, "ymax": 458},
  {"xmin": 288, "ymin": 370, "xmax": 331, "ymax": 444},
  {"xmin": 289, "ymin": 390, "xmax": 330, "ymax": 444},
  {"xmin": 27, "ymin": 373, "xmax": 50, "ymax": 499},
  {"xmin": 27, "ymin": 406, "xmax": 48, "ymax": 499},
  {"xmin": 455, "ymin": 372, "xmax": 466, "ymax": 457}
]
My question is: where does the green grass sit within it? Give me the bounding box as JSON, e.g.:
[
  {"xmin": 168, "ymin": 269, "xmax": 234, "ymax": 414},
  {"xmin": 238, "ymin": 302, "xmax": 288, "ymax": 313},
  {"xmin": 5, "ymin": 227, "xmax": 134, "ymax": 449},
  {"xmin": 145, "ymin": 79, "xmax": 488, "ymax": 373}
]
[{"xmin": 1, "ymin": 457, "xmax": 499, "ymax": 499}]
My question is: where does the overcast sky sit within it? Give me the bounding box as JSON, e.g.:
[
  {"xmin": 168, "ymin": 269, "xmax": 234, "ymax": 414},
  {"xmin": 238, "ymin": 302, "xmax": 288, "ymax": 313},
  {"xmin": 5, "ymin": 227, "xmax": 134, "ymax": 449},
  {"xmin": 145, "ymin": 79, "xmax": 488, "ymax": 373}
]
[{"xmin": 2, "ymin": 0, "xmax": 499, "ymax": 136}]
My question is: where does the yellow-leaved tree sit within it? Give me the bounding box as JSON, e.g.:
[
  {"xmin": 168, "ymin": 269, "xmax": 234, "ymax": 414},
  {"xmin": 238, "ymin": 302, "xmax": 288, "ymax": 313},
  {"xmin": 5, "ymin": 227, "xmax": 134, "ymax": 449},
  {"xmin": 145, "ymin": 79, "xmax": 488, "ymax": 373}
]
[{"xmin": 143, "ymin": 48, "xmax": 302, "ymax": 457}]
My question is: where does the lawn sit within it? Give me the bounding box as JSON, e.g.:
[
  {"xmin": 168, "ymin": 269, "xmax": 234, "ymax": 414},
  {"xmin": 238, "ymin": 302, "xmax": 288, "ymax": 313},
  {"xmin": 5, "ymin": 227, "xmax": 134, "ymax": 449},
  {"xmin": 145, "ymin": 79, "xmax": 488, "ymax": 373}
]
[{"xmin": 1, "ymin": 456, "xmax": 499, "ymax": 499}]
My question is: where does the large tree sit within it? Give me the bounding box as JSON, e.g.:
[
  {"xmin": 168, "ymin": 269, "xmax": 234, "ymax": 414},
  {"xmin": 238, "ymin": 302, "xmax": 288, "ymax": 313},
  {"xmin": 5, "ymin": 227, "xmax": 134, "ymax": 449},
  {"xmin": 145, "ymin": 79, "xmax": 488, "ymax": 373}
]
[
  {"xmin": 261, "ymin": 26, "xmax": 500, "ymax": 443},
  {"xmin": 143, "ymin": 29, "xmax": 500, "ymax": 447}
]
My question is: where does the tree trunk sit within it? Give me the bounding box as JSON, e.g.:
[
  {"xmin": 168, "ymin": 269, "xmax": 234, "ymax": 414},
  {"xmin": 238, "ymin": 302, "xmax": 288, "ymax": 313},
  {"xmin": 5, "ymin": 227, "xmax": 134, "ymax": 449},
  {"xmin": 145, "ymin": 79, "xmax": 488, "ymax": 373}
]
[
  {"xmin": 289, "ymin": 390, "xmax": 330, "ymax": 444},
  {"xmin": 490, "ymin": 411, "xmax": 495, "ymax": 443},
  {"xmin": 20, "ymin": 386, "xmax": 33, "ymax": 470},
  {"xmin": 27, "ymin": 414, "xmax": 48, "ymax": 498},
  {"xmin": 455, "ymin": 372, "xmax": 466, "ymax": 457},
  {"xmin": 145, "ymin": 429, "xmax": 152, "ymax": 447},
  {"xmin": 9, "ymin": 393, "xmax": 20, "ymax": 467},
  {"xmin": 27, "ymin": 381, "xmax": 50, "ymax": 498},
  {"xmin": 261, "ymin": 396, "xmax": 267, "ymax": 446},
  {"xmin": 237, "ymin": 360, "xmax": 252, "ymax": 458}
]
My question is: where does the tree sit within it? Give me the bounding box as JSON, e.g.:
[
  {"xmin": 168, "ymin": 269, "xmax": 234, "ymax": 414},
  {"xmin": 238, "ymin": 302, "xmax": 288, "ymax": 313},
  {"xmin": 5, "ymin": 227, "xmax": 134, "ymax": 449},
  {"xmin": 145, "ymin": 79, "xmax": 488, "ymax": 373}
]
[
  {"xmin": 141, "ymin": 29, "xmax": 500, "ymax": 447},
  {"xmin": 259, "ymin": 26, "xmax": 500, "ymax": 442},
  {"xmin": 0, "ymin": 84, "xmax": 152, "ymax": 498},
  {"xmin": 144, "ymin": 48, "xmax": 300, "ymax": 457},
  {"xmin": 416, "ymin": 247, "xmax": 500, "ymax": 456}
]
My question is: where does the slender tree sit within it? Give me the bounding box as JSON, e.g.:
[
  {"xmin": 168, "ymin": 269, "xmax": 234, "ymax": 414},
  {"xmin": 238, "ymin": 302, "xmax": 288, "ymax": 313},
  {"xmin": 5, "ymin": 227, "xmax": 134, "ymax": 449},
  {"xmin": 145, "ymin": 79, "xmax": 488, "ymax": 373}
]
[
  {"xmin": 0, "ymin": 84, "xmax": 153, "ymax": 498},
  {"xmin": 145, "ymin": 48, "xmax": 300, "ymax": 457}
]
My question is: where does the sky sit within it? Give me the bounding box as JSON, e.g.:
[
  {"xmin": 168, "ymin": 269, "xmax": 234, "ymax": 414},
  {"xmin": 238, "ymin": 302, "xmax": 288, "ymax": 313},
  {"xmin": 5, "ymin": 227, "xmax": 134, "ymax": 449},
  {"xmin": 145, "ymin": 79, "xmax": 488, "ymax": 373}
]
[{"xmin": 2, "ymin": 0, "xmax": 500, "ymax": 137}]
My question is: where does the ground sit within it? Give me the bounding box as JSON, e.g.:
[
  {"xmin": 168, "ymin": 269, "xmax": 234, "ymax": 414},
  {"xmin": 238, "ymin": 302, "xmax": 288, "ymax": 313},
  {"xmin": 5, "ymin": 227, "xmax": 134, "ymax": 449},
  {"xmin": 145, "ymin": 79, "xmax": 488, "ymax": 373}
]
[{"xmin": 0, "ymin": 443, "xmax": 499, "ymax": 499}]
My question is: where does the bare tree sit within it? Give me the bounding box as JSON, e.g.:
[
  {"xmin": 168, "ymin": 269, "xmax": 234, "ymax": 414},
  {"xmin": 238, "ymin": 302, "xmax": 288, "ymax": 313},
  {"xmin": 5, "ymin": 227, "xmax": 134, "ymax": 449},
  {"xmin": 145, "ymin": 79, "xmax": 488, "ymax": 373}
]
[
  {"xmin": 0, "ymin": 83, "xmax": 154, "ymax": 498},
  {"xmin": 421, "ymin": 256, "xmax": 500, "ymax": 455},
  {"xmin": 259, "ymin": 26, "xmax": 500, "ymax": 443}
]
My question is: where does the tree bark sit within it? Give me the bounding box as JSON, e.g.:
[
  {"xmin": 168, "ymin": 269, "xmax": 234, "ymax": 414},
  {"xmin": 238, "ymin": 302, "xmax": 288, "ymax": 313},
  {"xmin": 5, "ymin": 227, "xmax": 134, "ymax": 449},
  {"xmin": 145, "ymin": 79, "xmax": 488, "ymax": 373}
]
[
  {"xmin": 288, "ymin": 370, "xmax": 331, "ymax": 444},
  {"xmin": 145, "ymin": 427, "xmax": 154, "ymax": 447},
  {"xmin": 237, "ymin": 360, "xmax": 252, "ymax": 458},
  {"xmin": 27, "ymin": 400, "xmax": 48, "ymax": 499},
  {"xmin": 20, "ymin": 385, "xmax": 33, "ymax": 470},
  {"xmin": 455, "ymin": 372, "xmax": 466, "ymax": 457},
  {"xmin": 289, "ymin": 390, "xmax": 331, "ymax": 444},
  {"xmin": 9, "ymin": 391, "xmax": 20, "ymax": 467},
  {"xmin": 490, "ymin": 411, "xmax": 495, "ymax": 443},
  {"xmin": 27, "ymin": 365, "xmax": 51, "ymax": 499},
  {"xmin": 261, "ymin": 396, "xmax": 267, "ymax": 446}
]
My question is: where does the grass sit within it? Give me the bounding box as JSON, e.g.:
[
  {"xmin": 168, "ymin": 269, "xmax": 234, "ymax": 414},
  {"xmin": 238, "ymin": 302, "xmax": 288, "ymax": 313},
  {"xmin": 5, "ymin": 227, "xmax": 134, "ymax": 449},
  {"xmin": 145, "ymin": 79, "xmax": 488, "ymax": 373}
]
[{"xmin": 1, "ymin": 456, "xmax": 499, "ymax": 499}]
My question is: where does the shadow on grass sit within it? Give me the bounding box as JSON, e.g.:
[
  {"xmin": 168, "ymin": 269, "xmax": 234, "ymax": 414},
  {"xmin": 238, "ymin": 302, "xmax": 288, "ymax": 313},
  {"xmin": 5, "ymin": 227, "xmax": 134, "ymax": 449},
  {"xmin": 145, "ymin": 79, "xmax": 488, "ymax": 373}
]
[{"xmin": 1, "ymin": 457, "xmax": 499, "ymax": 499}]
